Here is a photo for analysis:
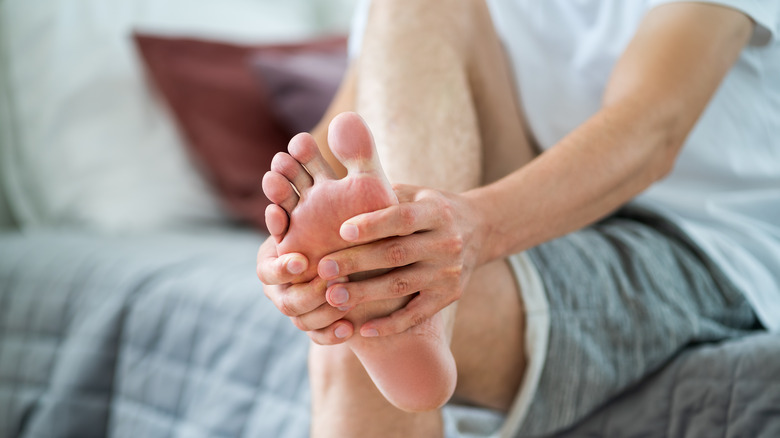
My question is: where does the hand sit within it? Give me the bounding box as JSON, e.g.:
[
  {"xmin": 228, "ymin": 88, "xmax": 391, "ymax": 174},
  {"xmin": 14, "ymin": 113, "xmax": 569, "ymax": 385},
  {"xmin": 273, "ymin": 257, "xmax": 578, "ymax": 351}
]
[
  {"xmin": 316, "ymin": 184, "xmax": 487, "ymax": 337},
  {"xmin": 256, "ymin": 237, "xmax": 355, "ymax": 344}
]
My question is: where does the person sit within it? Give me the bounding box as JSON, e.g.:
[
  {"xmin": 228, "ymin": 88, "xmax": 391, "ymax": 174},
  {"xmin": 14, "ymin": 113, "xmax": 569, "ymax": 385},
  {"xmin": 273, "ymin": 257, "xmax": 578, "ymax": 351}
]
[{"xmin": 257, "ymin": 1, "xmax": 780, "ymax": 436}]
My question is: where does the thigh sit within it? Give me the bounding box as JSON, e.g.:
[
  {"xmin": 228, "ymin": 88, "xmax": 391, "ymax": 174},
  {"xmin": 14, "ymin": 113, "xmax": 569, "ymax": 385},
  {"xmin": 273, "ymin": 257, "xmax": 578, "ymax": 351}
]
[{"xmin": 510, "ymin": 206, "xmax": 760, "ymax": 436}]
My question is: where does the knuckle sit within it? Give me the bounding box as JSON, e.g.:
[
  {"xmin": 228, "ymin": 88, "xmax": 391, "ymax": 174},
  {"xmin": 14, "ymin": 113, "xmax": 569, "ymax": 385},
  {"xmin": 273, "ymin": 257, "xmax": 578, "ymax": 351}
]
[
  {"xmin": 398, "ymin": 205, "xmax": 417, "ymax": 228},
  {"xmin": 445, "ymin": 234, "xmax": 464, "ymax": 254},
  {"xmin": 418, "ymin": 188, "xmax": 438, "ymax": 200},
  {"xmin": 339, "ymin": 256, "xmax": 357, "ymax": 275},
  {"xmin": 445, "ymin": 264, "xmax": 464, "ymax": 279},
  {"xmin": 385, "ymin": 242, "xmax": 408, "ymax": 266},
  {"xmin": 410, "ymin": 312, "xmax": 427, "ymax": 329},
  {"xmin": 278, "ymin": 296, "xmax": 298, "ymax": 317},
  {"xmin": 391, "ymin": 276, "xmax": 412, "ymax": 297},
  {"xmin": 440, "ymin": 202, "xmax": 455, "ymax": 223}
]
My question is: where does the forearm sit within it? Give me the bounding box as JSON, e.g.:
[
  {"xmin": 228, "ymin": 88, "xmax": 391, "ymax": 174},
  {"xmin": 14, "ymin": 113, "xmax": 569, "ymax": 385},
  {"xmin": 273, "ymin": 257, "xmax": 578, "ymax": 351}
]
[
  {"xmin": 468, "ymin": 2, "xmax": 752, "ymax": 264},
  {"xmin": 468, "ymin": 101, "xmax": 673, "ymax": 263}
]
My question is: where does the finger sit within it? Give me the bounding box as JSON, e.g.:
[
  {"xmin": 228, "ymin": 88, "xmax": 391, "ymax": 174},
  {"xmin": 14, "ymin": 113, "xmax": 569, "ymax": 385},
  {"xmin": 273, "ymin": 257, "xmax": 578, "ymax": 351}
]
[
  {"xmin": 307, "ymin": 320, "xmax": 355, "ymax": 345},
  {"xmin": 360, "ymin": 292, "xmax": 451, "ymax": 337},
  {"xmin": 319, "ymin": 230, "xmax": 457, "ymax": 280},
  {"xmin": 256, "ymin": 239, "xmax": 309, "ymax": 285},
  {"xmin": 265, "ymin": 204, "xmax": 289, "ymax": 241},
  {"xmin": 317, "ymin": 235, "xmax": 419, "ymax": 279},
  {"xmin": 290, "ymin": 301, "xmax": 352, "ymax": 331},
  {"xmin": 268, "ymin": 276, "xmax": 329, "ymax": 317},
  {"xmin": 258, "ymin": 252, "xmax": 308, "ymax": 284},
  {"xmin": 339, "ymin": 197, "xmax": 444, "ymax": 244},
  {"xmin": 325, "ymin": 264, "xmax": 432, "ymax": 308}
]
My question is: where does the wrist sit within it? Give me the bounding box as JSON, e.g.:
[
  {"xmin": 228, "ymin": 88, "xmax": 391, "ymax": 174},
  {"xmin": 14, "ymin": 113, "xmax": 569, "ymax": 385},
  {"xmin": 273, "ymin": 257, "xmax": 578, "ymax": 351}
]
[{"xmin": 462, "ymin": 187, "xmax": 501, "ymax": 266}]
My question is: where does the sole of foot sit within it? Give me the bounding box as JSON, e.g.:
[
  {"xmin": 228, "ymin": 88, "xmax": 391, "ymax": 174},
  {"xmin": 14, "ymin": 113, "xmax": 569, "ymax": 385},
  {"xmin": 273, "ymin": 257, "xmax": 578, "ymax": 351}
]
[{"xmin": 264, "ymin": 112, "xmax": 457, "ymax": 412}]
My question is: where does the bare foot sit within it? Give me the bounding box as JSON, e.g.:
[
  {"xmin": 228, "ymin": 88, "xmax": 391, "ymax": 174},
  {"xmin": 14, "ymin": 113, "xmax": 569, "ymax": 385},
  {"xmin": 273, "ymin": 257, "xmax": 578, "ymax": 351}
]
[{"xmin": 262, "ymin": 112, "xmax": 456, "ymax": 411}]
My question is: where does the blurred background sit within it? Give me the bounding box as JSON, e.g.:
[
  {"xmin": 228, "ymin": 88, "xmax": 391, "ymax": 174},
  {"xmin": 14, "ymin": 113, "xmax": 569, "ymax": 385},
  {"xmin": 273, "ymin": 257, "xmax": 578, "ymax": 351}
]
[
  {"xmin": 0, "ymin": 0, "xmax": 359, "ymax": 234},
  {"xmin": 0, "ymin": 2, "xmax": 419, "ymax": 438}
]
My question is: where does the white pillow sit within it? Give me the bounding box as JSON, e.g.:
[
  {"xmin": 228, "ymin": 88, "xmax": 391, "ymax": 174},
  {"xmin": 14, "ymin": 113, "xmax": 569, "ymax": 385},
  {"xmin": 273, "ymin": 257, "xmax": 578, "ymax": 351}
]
[{"xmin": 0, "ymin": 0, "xmax": 356, "ymax": 232}]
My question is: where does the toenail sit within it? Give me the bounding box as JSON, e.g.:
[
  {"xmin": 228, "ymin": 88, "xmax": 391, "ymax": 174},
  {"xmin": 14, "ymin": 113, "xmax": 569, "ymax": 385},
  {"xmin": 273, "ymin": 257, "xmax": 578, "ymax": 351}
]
[
  {"xmin": 287, "ymin": 258, "xmax": 305, "ymax": 275},
  {"xmin": 334, "ymin": 325, "xmax": 351, "ymax": 339},
  {"xmin": 331, "ymin": 286, "xmax": 349, "ymax": 305},
  {"xmin": 341, "ymin": 224, "xmax": 359, "ymax": 242},
  {"xmin": 321, "ymin": 260, "xmax": 339, "ymax": 278},
  {"xmin": 362, "ymin": 328, "xmax": 379, "ymax": 338}
]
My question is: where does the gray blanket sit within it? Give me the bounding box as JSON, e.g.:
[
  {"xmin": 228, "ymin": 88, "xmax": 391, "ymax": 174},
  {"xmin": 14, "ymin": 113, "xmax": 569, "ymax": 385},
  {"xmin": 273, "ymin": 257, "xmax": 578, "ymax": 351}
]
[{"xmin": 0, "ymin": 231, "xmax": 778, "ymax": 437}]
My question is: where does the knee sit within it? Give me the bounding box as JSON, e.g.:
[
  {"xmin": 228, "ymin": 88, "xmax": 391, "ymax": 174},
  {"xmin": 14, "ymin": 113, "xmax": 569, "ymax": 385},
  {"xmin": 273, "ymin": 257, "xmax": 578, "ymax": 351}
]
[{"xmin": 364, "ymin": 0, "xmax": 495, "ymax": 65}]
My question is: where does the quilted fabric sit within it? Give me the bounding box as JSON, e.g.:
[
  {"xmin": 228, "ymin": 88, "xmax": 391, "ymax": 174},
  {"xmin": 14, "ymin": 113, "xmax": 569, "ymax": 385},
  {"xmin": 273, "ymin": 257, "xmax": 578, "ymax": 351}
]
[
  {"xmin": 551, "ymin": 333, "xmax": 780, "ymax": 438},
  {"xmin": 0, "ymin": 231, "xmax": 310, "ymax": 438},
  {"xmin": 0, "ymin": 231, "xmax": 778, "ymax": 437}
]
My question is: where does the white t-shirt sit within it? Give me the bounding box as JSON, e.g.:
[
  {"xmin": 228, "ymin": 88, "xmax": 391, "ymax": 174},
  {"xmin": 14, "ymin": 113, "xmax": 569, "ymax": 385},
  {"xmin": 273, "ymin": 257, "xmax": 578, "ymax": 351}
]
[
  {"xmin": 350, "ymin": 0, "xmax": 780, "ymax": 331},
  {"xmin": 485, "ymin": 0, "xmax": 780, "ymax": 331}
]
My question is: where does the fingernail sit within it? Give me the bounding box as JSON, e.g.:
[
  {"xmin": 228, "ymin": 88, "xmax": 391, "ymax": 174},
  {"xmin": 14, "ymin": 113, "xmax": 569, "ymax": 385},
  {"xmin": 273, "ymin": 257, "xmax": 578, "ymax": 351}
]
[
  {"xmin": 334, "ymin": 325, "xmax": 351, "ymax": 339},
  {"xmin": 338, "ymin": 306, "xmax": 351, "ymax": 312},
  {"xmin": 341, "ymin": 224, "xmax": 359, "ymax": 242},
  {"xmin": 287, "ymin": 257, "xmax": 305, "ymax": 275},
  {"xmin": 320, "ymin": 260, "xmax": 339, "ymax": 278},
  {"xmin": 362, "ymin": 328, "xmax": 379, "ymax": 338},
  {"xmin": 330, "ymin": 286, "xmax": 349, "ymax": 305}
]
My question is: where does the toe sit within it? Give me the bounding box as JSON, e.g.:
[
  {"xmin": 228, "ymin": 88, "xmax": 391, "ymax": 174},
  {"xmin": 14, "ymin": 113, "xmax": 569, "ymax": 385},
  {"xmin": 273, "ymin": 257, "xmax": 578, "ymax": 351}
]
[
  {"xmin": 288, "ymin": 133, "xmax": 337, "ymax": 182},
  {"xmin": 262, "ymin": 171, "xmax": 299, "ymax": 214},
  {"xmin": 328, "ymin": 112, "xmax": 385, "ymax": 176},
  {"xmin": 271, "ymin": 152, "xmax": 313, "ymax": 194},
  {"xmin": 264, "ymin": 204, "xmax": 288, "ymax": 242}
]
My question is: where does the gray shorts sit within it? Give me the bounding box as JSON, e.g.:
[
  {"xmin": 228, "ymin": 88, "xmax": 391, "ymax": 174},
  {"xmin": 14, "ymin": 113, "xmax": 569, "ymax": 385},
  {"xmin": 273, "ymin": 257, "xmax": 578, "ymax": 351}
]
[{"xmin": 501, "ymin": 206, "xmax": 760, "ymax": 437}]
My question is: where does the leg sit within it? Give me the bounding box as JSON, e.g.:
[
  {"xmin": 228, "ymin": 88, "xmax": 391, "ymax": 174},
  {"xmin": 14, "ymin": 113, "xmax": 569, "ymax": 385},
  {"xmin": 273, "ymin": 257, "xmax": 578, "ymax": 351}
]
[
  {"xmin": 308, "ymin": 0, "xmax": 535, "ymax": 436},
  {"xmin": 357, "ymin": 0, "xmax": 534, "ymax": 189},
  {"xmin": 309, "ymin": 343, "xmax": 444, "ymax": 438},
  {"xmin": 310, "ymin": 0, "xmax": 535, "ymax": 187},
  {"xmin": 266, "ymin": 113, "xmax": 459, "ymax": 413},
  {"xmin": 450, "ymin": 260, "xmax": 526, "ymax": 411},
  {"xmin": 308, "ymin": 260, "xmax": 526, "ymax": 438}
]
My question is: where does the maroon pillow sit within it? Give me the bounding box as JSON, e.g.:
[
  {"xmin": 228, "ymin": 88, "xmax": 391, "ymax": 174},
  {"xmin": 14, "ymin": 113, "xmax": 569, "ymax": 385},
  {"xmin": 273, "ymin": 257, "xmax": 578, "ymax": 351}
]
[
  {"xmin": 133, "ymin": 33, "xmax": 347, "ymax": 230},
  {"xmin": 251, "ymin": 49, "xmax": 348, "ymax": 134}
]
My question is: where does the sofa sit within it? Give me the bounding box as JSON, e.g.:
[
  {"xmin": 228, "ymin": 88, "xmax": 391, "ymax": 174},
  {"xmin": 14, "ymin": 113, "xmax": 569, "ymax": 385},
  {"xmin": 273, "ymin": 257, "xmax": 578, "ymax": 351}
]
[{"xmin": 1, "ymin": 1, "xmax": 778, "ymax": 437}]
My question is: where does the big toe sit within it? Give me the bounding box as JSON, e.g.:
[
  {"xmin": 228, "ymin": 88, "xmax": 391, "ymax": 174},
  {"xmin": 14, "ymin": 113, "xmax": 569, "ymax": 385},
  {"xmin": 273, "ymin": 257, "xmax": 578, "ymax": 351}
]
[{"xmin": 328, "ymin": 112, "xmax": 384, "ymax": 176}]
